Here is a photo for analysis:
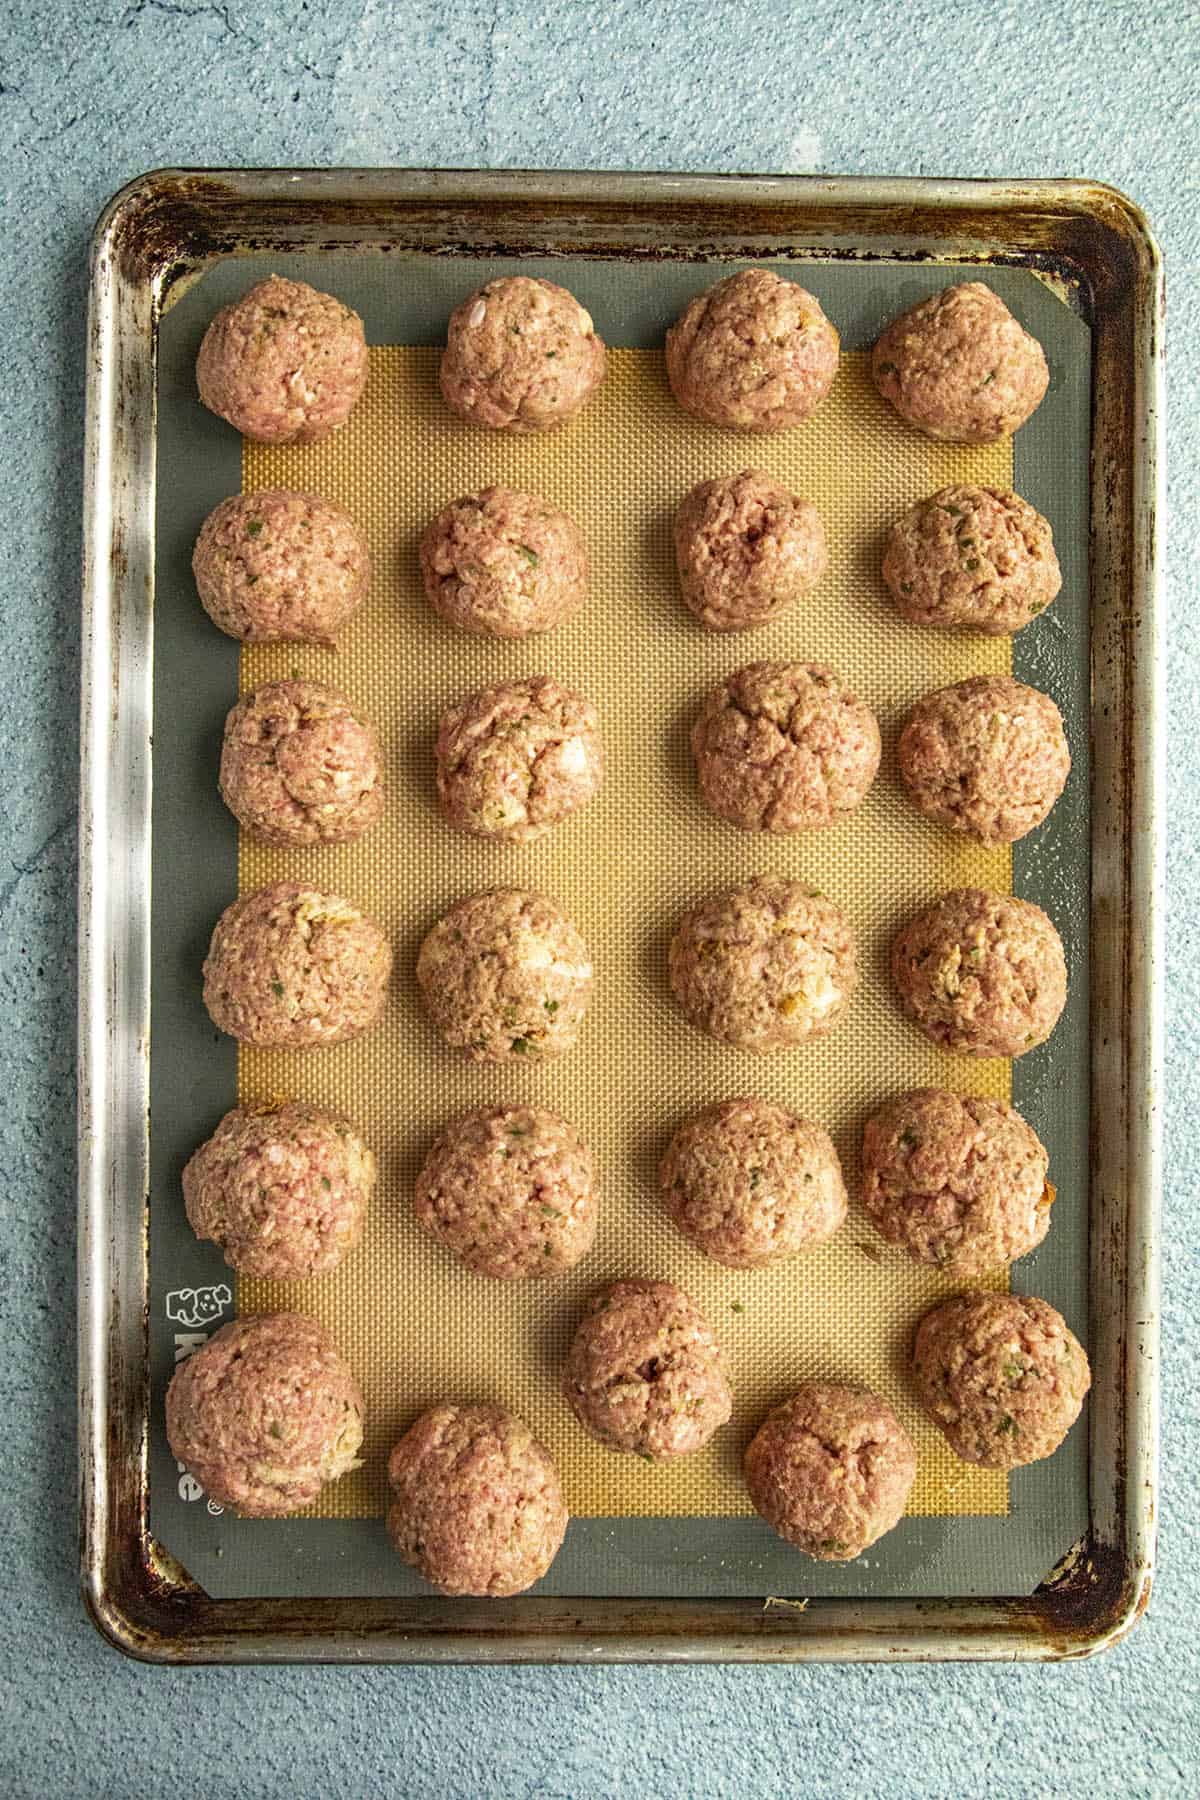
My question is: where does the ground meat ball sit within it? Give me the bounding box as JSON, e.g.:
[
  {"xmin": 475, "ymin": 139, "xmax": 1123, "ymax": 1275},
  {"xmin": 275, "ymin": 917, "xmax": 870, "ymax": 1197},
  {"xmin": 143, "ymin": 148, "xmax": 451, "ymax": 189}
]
[
  {"xmin": 891, "ymin": 888, "xmax": 1066, "ymax": 1058},
  {"xmin": 871, "ymin": 282, "xmax": 1049, "ymax": 444},
  {"xmin": 196, "ymin": 275, "xmax": 367, "ymax": 444},
  {"xmin": 219, "ymin": 680, "xmax": 384, "ymax": 848},
  {"xmin": 691, "ymin": 661, "xmax": 880, "ymax": 831},
  {"xmin": 420, "ymin": 487, "xmax": 588, "ymax": 638},
  {"xmin": 440, "ymin": 276, "xmax": 606, "ymax": 432},
  {"xmin": 192, "ymin": 490, "xmax": 371, "ymax": 646},
  {"xmin": 387, "ymin": 1405, "xmax": 568, "ymax": 1596},
  {"xmin": 659, "ymin": 1098, "xmax": 846, "ymax": 1268},
  {"xmin": 416, "ymin": 888, "xmax": 592, "ymax": 1062},
  {"xmin": 898, "ymin": 676, "xmax": 1070, "ymax": 844},
  {"xmin": 913, "ymin": 1292, "xmax": 1091, "ymax": 1469},
  {"xmin": 183, "ymin": 1102, "xmax": 375, "ymax": 1279},
  {"xmin": 563, "ymin": 1279, "xmax": 732, "ymax": 1461},
  {"xmin": 744, "ymin": 1383, "xmax": 916, "ymax": 1560},
  {"xmin": 165, "ymin": 1313, "xmax": 363, "ymax": 1516},
  {"xmin": 882, "ymin": 486, "xmax": 1061, "ymax": 636},
  {"xmin": 203, "ymin": 880, "xmax": 391, "ymax": 1048},
  {"xmin": 414, "ymin": 1105, "xmax": 597, "ymax": 1279},
  {"xmin": 665, "ymin": 269, "xmax": 840, "ymax": 431},
  {"xmin": 674, "ymin": 471, "xmax": 827, "ymax": 633},
  {"xmin": 669, "ymin": 876, "xmax": 857, "ymax": 1052},
  {"xmin": 435, "ymin": 677, "xmax": 602, "ymax": 843},
  {"xmin": 862, "ymin": 1089, "xmax": 1053, "ymax": 1276}
]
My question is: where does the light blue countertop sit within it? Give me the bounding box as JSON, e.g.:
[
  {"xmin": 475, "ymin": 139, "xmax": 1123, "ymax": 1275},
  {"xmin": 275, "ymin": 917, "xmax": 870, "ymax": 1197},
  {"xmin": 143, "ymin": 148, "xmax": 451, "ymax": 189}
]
[{"xmin": 0, "ymin": 2, "xmax": 1195, "ymax": 1794}]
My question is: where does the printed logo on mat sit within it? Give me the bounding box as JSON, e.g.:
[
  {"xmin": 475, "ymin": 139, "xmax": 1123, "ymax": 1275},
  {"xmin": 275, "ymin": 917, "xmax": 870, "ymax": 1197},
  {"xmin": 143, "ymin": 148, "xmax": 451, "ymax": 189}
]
[
  {"xmin": 165, "ymin": 1283, "xmax": 232, "ymax": 1330},
  {"xmin": 166, "ymin": 1284, "xmax": 232, "ymax": 1512}
]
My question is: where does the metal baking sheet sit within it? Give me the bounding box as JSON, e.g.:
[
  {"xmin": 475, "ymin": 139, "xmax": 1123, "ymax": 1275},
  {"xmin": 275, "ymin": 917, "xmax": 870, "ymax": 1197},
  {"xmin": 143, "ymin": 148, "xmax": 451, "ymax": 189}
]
[{"xmin": 79, "ymin": 171, "xmax": 1162, "ymax": 1663}]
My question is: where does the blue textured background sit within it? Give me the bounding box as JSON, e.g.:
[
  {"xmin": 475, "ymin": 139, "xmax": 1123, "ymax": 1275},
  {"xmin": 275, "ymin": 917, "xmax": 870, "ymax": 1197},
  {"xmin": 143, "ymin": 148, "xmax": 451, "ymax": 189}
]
[{"xmin": 0, "ymin": 2, "xmax": 1195, "ymax": 1793}]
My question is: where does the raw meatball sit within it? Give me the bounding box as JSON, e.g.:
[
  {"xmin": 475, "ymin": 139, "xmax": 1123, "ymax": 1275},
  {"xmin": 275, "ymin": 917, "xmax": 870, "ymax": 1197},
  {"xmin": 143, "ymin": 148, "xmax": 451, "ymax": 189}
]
[
  {"xmin": 691, "ymin": 661, "xmax": 880, "ymax": 831},
  {"xmin": 183, "ymin": 1101, "xmax": 375, "ymax": 1279},
  {"xmin": 882, "ymin": 486, "xmax": 1061, "ymax": 635},
  {"xmin": 387, "ymin": 1405, "xmax": 567, "ymax": 1596},
  {"xmin": 219, "ymin": 679, "xmax": 384, "ymax": 848},
  {"xmin": 898, "ymin": 676, "xmax": 1070, "ymax": 844},
  {"xmin": 420, "ymin": 487, "xmax": 588, "ymax": 638},
  {"xmin": 165, "ymin": 1312, "xmax": 363, "ymax": 1516},
  {"xmin": 871, "ymin": 282, "xmax": 1049, "ymax": 443},
  {"xmin": 414, "ymin": 1104, "xmax": 597, "ymax": 1279},
  {"xmin": 192, "ymin": 490, "xmax": 371, "ymax": 645},
  {"xmin": 416, "ymin": 888, "xmax": 592, "ymax": 1062},
  {"xmin": 913, "ymin": 1292, "xmax": 1091, "ymax": 1469},
  {"xmin": 562, "ymin": 1279, "xmax": 732, "ymax": 1461},
  {"xmin": 891, "ymin": 887, "xmax": 1066, "ymax": 1058},
  {"xmin": 862, "ymin": 1088, "xmax": 1053, "ymax": 1276},
  {"xmin": 196, "ymin": 275, "xmax": 367, "ymax": 444},
  {"xmin": 669, "ymin": 875, "xmax": 857, "ymax": 1052},
  {"xmin": 744, "ymin": 1383, "xmax": 916, "ymax": 1560},
  {"xmin": 659, "ymin": 1098, "xmax": 847, "ymax": 1268},
  {"xmin": 665, "ymin": 269, "xmax": 840, "ymax": 430},
  {"xmin": 674, "ymin": 471, "xmax": 827, "ymax": 633},
  {"xmin": 203, "ymin": 880, "xmax": 391, "ymax": 1048},
  {"xmin": 440, "ymin": 276, "xmax": 606, "ymax": 432},
  {"xmin": 435, "ymin": 676, "xmax": 602, "ymax": 843}
]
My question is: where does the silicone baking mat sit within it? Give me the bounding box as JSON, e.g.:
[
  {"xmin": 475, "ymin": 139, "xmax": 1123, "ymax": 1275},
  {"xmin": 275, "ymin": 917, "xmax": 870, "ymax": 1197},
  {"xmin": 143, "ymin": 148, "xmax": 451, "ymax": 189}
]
[
  {"xmin": 149, "ymin": 255, "xmax": 1091, "ymax": 1598},
  {"xmin": 239, "ymin": 348, "xmax": 1013, "ymax": 1520}
]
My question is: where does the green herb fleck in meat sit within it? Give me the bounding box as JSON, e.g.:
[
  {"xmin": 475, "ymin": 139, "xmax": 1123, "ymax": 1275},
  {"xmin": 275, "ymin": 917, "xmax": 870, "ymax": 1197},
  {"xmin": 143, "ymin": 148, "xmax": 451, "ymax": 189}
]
[
  {"xmin": 1003, "ymin": 1360, "xmax": 1025, "ymax": 1381},
  {"xmin": 748, "ymin": 1167, "xmax": 762, "ymax": 1190},
  {"xmin": 245, "ymin": 518, "xmax": 264, "ymax": 538},
  {"xmin": 510, "ymin": 1036, "xmax": 533, "ymax": 1055},
  {"xmin": 270, "ymin": 980, "xmax": 285, "ymax": 998},
  {"xmin": 900, "ymin": 1129, "xmax": 919, "ymax": 1151},
  {"xmin": 539, "ymin": 1204, "xmax": 561, "ymax": 1219},
  {"xmin": 997, "ymin": 1414, "xmax": 1018, "ymax": 1436},
  {"xmin": 543, "ymin": 998, "xmax": 559, "ymax": 1015},
  {"xmin": 320, "ymin": 1176, "xmax": 331, "ymax": 1192},
  {"xmin": 877, "ymin": 360, "xmax": 898, "ymax": 377},
  {"xmin": 980, "ymin": 369, "xmax": 997, "ymax": 386},
  {"xmin": 516, "ymin": 544, "xmax": 540, "ymax": 568},
  {"xmin": 820, "ymin": 1538, "xmax": 848, "ymax": 1554},
  {"xmin": 638, "ymin": 1451, "xmax": 655, "ymax": 1463}
]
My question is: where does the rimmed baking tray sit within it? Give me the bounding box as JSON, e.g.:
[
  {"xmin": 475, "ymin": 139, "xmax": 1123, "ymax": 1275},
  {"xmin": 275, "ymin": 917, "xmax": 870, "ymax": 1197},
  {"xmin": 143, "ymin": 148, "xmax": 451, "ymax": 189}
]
[{"xmin": 79, "ymin": 170, "xmax": 1162, "ymax": 1663}]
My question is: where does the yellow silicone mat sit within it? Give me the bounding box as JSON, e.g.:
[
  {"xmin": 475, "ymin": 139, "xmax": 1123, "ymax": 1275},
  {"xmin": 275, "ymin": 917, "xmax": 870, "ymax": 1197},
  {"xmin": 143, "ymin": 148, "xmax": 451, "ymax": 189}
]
[{"xmin": 238, "ymin": 346, "xmax": 1013, "ymax": 1521}]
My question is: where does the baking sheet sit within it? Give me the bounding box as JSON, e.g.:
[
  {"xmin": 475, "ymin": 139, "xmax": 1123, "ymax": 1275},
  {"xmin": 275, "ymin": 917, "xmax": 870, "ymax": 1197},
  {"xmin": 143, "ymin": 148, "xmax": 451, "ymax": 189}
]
[{"xmin": 149, "ymin": 254, "xmax": 1091, "ymax": 1599}]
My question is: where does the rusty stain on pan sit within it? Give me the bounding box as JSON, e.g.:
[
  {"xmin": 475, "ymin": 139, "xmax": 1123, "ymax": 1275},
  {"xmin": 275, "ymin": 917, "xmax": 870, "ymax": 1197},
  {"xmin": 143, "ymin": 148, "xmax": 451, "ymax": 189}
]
[{"xmin": 79, "ymin": 170, "xmax": 1162, "ymax": 1665}]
